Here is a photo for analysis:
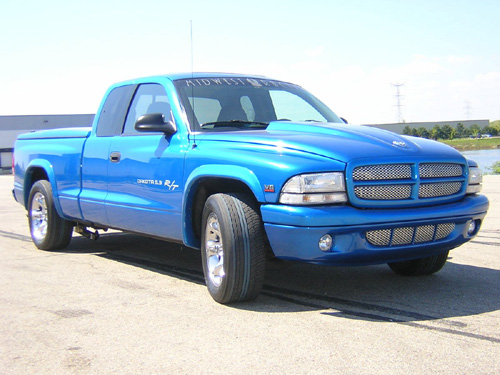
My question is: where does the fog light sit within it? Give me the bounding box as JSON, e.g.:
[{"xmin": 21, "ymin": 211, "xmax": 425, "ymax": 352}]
[
  {"xmin": 319, "ymin": 234, "xmax": 333, "ymax": 252},
  {"xmin": 467, "ymin": 220, "xmax": 479, "ymax": 236}
]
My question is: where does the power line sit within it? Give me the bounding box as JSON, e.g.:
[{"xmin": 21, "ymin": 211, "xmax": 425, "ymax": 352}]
[{"xmin": 391, "ymin": 83, "xmax": 405, "ymax": 123}]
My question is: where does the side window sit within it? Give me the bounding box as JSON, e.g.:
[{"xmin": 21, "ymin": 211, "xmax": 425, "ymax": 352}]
[
  {"xmin": 96, "ymin": 85, "xmax": 136, "ymax": 137},
  {"xmin": 123, "ymin": 84, "xmax": 172, "ymax": 135}
]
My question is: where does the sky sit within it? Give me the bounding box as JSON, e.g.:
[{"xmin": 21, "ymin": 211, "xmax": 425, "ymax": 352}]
[{"xmin": 1, "ymin": 0, "xmax": 499, "ymax": 124}]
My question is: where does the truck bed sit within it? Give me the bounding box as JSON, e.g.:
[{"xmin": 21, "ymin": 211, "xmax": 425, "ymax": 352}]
[{"xmin": 13, "ymin": 127, "xmax": 91, "ymax": 220}]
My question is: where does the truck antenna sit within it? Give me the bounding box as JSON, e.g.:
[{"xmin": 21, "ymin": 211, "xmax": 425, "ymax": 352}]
[
  {"xmin": 190, "ymin": 20, "xmax": 197, "ymax": 148},
  {"xmin": 190, "ymin": 20, "xmax": 194, "ymax": 77}
]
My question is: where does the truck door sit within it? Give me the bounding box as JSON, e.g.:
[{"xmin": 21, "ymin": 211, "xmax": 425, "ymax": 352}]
[
  {"xmin": 80, "ymin": 85, "xmax": 136, "ymax": 225},
  {"xmin": 105, "ymin": 83, "xmax": 185, "ymax": 241}
]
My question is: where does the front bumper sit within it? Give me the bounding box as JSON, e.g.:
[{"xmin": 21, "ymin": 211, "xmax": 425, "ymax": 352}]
[{"xmin": 260, "ymin": 194, "xmax": 489, "ymax": 266}]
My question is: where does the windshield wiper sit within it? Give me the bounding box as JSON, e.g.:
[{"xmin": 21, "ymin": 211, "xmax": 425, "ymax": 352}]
[{"xmin": 200, "ymin": 120, "xmax": 269, "ymax": 128}]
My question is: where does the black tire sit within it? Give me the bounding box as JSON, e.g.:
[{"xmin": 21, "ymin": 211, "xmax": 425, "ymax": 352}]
[
  {"xmin": 201, "ymin": 193, "xmax": 266, "ymax": 304},
  {"xmin": 28, "ymin": 180, "xmax": 73, "ymax": 250},
  {"xmin": 388, "ymin": 251, "xmax": 449, "ymax": 276}
]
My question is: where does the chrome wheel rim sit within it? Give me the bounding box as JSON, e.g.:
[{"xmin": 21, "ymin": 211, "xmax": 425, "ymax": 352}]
[
  {"xmin": 205, "ymin": 213, "xmax": 225, "ymax": 287},
  {"xmin": 31, "ymin": 192, "xmax": 48, "ymax": 241}
]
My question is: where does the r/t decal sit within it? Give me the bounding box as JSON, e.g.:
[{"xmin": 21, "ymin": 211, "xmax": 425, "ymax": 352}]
[{"xmin": 164, "ymin": 180, "xmax": 179, "ymax": 191}]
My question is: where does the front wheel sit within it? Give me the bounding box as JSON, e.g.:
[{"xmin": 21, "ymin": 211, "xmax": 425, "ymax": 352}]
[
  {"xmin": 201, "ymin": 193, "xmax": 266, "ymax": 304},
  {"xmin": 28, "ymin": 180, "xmax": 73, "ymax": 250},
  {"xmin": 388, "ymin": 251, "xmax": 449, "ymax": 276}
]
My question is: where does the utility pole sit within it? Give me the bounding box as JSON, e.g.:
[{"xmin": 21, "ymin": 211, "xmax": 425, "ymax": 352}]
[{"xmin": 391, "ymin": 83, "xmax": 405, "ymax": 123}]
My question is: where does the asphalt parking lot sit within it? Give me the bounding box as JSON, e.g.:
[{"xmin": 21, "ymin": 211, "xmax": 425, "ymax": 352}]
[{"xmin": 1, "ymin": 174, "xmax": 499, "ymax": 374}]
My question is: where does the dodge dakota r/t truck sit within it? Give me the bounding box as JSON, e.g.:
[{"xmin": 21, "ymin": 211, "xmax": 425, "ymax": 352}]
[{"xmin": 13, "ymin": 73, "xmax": 489, "ymax": 303}]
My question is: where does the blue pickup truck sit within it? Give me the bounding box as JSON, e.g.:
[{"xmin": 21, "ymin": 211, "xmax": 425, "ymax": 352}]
[{"xmin": 13, "ymin": 73, "xmax": 489, "ymax": 303}]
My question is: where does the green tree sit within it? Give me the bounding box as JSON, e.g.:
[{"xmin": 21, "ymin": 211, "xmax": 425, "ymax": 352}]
[
  {"xmin": 417, "ymin": 127, "xmax": 430, "ymax": 138},
  {"xmin": 441, "ymin": 124, "xmax": 454, "ymax": 140},
  {"xmin": 456, "ymin": 123, "xmax": 466, "ymax": 138},
  {"xmin": 490, "ymin": 120, "xmax": 500, "ymax": 133},
  {"xmin": 431, "ymin": 125, "xmax": 443, "ymax": 140},
  {"xmin": 490, "ymin": 161, "xmax": 500, "ymax": 175},
  {"xmin": 469, "ymin": 124, "xmax": 481, "ymax": 138},
  {"xmin": 403, "ymin": 125, "xmax": 412, "ymax": 135},
  {"xmin": 482, "ymin": 126, "xmax": 498, "ymax": 136}
]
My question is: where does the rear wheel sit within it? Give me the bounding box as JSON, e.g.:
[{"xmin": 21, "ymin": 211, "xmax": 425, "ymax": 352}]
[
  {"xmin": 28, "ymin": 180, "xmax": 73, "ymax": 250},
  {"xmin": 388, "ymin": 251, "xmax": 449, "ymax": 276},
  {"xmin": 201, "ymin": 193, "xmax": 266, "ymax": 304}
]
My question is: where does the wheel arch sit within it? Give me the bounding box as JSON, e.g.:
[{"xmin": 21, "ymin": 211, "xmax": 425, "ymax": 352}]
[
  {"xmin": 182, "ymin": 165, "xmax": 265, "ymax": 249},
  {"xmin": 23, "ymin": 160, "xmax": 63, "ymax": 216}
]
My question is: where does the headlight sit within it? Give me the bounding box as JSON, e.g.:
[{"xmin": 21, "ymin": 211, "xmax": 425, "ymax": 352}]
[
  {"xmin": 466, "ymin": 166, "xmax": 482, "ymax": 194},
  {"xmin": 279, "ymin": 172, "xmax": 347, "ymax": 205}
]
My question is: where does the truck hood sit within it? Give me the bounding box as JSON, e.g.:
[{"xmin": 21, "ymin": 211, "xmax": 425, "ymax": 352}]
[{"xmin": 196, "ymin": 122, "xmax": 465, "ymax": 163}]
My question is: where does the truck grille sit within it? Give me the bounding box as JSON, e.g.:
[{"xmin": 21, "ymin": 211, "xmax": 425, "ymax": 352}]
[
  {"xmin": 419, "ymin": 163, "xmax": 463, "ymax": 178},
  {"xmin": 350, "ymin": 162, "xmax": 465, "ymax": 206},
  {"xmin": 354, "ymin": 185, "xmax": 411, "ymax": 200},
  {"xmin": 418, "ymin": 182, "xmax": 462, "ymax": 198},
  {"xmin": 352, "ymin": 164, "xmax": 412, "ymax": 180},
  {"xmin": 366, "ymin": 223, "xmax": 455, "ymax": 247}
]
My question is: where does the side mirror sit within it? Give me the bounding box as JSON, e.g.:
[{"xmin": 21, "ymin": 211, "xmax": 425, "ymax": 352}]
[{"xmin": 135, "ymin": 113, "xmax": 177, "ymax": 135}]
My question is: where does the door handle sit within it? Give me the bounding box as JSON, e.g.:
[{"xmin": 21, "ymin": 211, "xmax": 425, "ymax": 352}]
[{"xmin": 109, "ymin": 152, "xmax": 121, "ymax": 163}]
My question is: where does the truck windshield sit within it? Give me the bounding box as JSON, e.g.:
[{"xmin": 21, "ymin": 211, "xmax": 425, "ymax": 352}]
[{"xmin": 173, "ymin": 77, "xmax": 343, "ymax": 132}]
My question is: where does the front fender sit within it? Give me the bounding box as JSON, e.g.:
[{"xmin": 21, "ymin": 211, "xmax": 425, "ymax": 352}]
[
  {"xmin": 185, "ymin": 164, "xmax": 265, "ymax": 201},
  {"xmin": 182, "ymin": 164, "xmax": 265, "ymax": 248}
]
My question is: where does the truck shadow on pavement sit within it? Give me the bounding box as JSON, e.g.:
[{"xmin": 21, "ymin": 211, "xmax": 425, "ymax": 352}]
[{"xmin": 65, "ymin": 232, "xmax": 500, "ymax": 324}]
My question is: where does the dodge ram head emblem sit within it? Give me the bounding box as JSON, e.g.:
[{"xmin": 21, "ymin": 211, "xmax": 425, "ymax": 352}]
[{"xmin": 392, "ymin": 140, "xmax": 407, "ymax": 148}]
